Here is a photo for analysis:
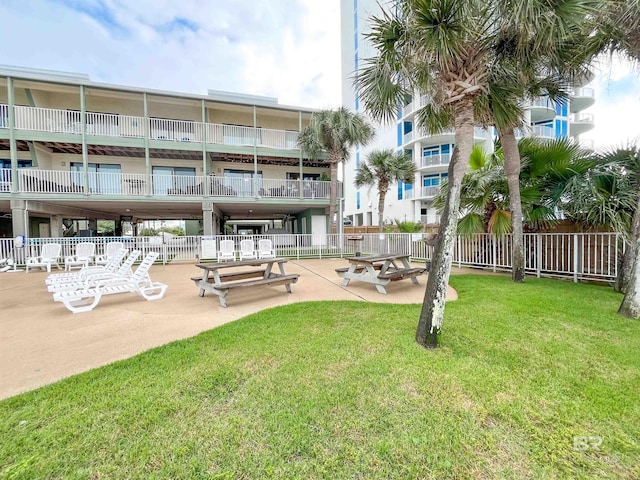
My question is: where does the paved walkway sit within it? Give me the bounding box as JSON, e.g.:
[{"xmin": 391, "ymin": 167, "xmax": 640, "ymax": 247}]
[{"xmin": 0, "ymin": 258, "xmax": 462, "ymax": 400}]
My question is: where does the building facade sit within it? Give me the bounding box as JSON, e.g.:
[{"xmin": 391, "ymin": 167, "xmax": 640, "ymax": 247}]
[
  {"xmin": 0, "ymin": 66, "xmax": 337, "ymax": 239},
  {"xmin": 340, "ymin": 0, "xmax": 595, "ymax": 228}
]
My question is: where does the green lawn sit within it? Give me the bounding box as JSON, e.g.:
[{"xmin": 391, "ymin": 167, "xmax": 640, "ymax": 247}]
[{"xmin": 1, "ymin": 275, "xmax": 639, "ymax": 479}]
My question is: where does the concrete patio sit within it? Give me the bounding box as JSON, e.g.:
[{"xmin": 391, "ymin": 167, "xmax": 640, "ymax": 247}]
[{"xmin": 0, "ymin": 258, "xmax": 462, "ymax": 400}]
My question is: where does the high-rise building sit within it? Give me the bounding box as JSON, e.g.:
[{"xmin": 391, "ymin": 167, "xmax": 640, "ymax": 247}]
[{"xmin": 340, "ymin": 0, "xmax": 595, "ymax": 228}]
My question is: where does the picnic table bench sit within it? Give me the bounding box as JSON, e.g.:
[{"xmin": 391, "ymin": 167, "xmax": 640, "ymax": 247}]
[
  {"xmin": 335, "ymin": 253, "xmax": 426, "ymax": 294},
  {"xmin": 193, "ymin": 257, "xmax": 299, "ymax": 307}
]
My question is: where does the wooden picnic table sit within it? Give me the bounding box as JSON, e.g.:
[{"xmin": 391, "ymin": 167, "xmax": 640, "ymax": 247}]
[
  {"xmin": 335, "ymin": 253, "xmax": 426, "ymax": 294},
  {"xmin": 192, "ymin": 257, "xmax": 299, "ymax": 307}
]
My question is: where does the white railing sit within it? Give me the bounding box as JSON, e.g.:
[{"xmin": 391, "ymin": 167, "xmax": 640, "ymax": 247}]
[
  {"xmin": 5, "ymin": 104, "xmax": 302, "ymax": 150},
  {"xmin": 0, "ymin": 104, "xmax": 8, "ymax": 128},
  {"xmin": 573, "ymin": 112, "xmax": 594, "ymax": 123},
  {"xmin": 4, "ymin": 232, "xmax": 621, "ymax": 282},
  {"xmin": 530, "ymin": 96, "xmax": 554, "ymax": 109},
  {"xmin": 420, "ymin": 186, "xmax": 440, "ymax": 198},
  {"xmin": 579, "ymin": 138, "xmax": 595, "ymax": 150},
  {"xmin": 11, "ymin": 168, "xmax": 338, "ymax": 199},
  {"xmin": 421, "ymin": 153, "xmax": 451, "ymax": 168},
  {"xmin": 531, "ymin": 125, "xmax": 555, "ymax": 139},
  {"xmin": 0, "ymin": 168, "xmax": 11, "ymax": 191},
  {"xmin": 573, "ymin": 87, "xmax": 595, "ymax": 98},
  {"xmin": 420, "ymin": 214, "xmax": 440, "ymax": 224}
]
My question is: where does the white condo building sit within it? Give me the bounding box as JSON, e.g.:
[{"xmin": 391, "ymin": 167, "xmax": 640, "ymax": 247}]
[{"xmin": 340, "ymin": 0, "xmax": 595, "ymax": 228}]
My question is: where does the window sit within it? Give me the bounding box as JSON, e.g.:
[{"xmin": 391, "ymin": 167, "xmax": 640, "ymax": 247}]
[
  {"xmin": 71, "ymin": 162, "xmax": 122, "ymax": 194},
  {"xmin": 356, "ymin": 191, "xmax": 361, "ymax": 209},
  {"xmin": 224, "ymin": 168, "xmax": 261, "ymax": 196},
  {"xmin": 152, "ymin": 166, "xmax": 196, "ymax": 195}
]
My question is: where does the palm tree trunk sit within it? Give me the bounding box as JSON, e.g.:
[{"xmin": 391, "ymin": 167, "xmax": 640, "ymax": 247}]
[
  {"xmin": 416, "ymin": 100, "xmax": 475, "ymax": 348},
  {"xmin": 498, "ymin": 126, "xmax": 525, "ymax": 283},
  {"xmin": 615, "ymin": 239, "xmax": 634, "ymax": 293},
  {"xmin": 618, "ymin": 182, "xmax": 640, "ymax": 318},
  {"xmin": 378, "ymin": 190, "xmax": 386, "ymax": 233},
  {"xmin": 329, "ymin": 160, "xmax": 338, "ymax": 233}
]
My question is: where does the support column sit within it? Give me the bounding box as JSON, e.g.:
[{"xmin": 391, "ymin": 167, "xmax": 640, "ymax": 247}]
[
  {"xmin": 50, "ymin": 215, "xmax": 64, "ymax": 238},
  {"xmin": 80, "ymin": 85, "xmax": 89, "ymax": 195},
  {"xmin": 143, "ymin": 93, "xmax": 151, "ymax": 195},
  {"xmin": 10, "ymin": 200, "xmax": 27, "ymax": 237},
  {"xmin": 201, "ymin": 99, "xmax": 209, "ymax": 176},
  {"xmin": 253, "ymin": 106, "xmax": 258, "ymax": 196},
  {"xmin": 299, "ymin": 111, "xmax": 303, "ymax": 199},
  {"xmin": 7, "ymin": 77, "xmax": 18, "ymax": 193},
  {"xmin": 202, "ymin": 202, "xmax": 214, "ymax": 235}
]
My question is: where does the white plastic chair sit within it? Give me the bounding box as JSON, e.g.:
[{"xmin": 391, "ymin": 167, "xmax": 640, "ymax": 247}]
[
  {"xmin": 258, "ymin": 239, "xmax": 276, "ymax": 259},
  {"xmin": 46, "ymin": 248, "xmax": 129, "ymax": 285},
  {"xmin": 53, "ymin": 251, "xmax": 167, "ymax": 313},
  {"xmin": 217, "ymin": 239, "xmax": 236, "ymax": 262},
  {"xmin": 26, "ymin": 243, "xmax": 62, "ymax": 272},
  {"xmin": 64, "ymin": 242, "xmax": 96, "ymax": 271},
  {"xmin": 95, "ymin": 241, "xmax": 125, "ymax": 266},
  {"xmin": 239, "ymin": 239, "xmax": 257, "ymax": 260}
]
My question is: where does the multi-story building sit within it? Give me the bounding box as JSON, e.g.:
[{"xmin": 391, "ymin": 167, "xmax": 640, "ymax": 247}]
[
  {"xmin": 0, "ymin": 65, "xmax": 337, "ymax": 239},
  {"xmin": 340, "ymin": 0, "xmax": 595, "ymax": 228}
]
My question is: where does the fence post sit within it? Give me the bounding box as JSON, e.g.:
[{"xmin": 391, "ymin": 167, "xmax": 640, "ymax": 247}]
[
  {"xmin": 492, "ymin": 234, "xmax": 497, "ymax": 273},
  {"xmin": 457, "ymin": 236, "xmax": 461, "ymax": 268},
  {"xmin": 536, "ymin": 234, "xmax": 542, "ymax": 278},
  {"xmin": 573, "ymin": 234, "xmax": 579, "ymax": 283}
]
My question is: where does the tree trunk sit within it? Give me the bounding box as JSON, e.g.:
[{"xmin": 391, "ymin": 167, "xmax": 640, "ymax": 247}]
[
  {"xmin": 498, "ymin": 125, "xmax": 525, "ymax": 283},
  {"xmin": 416, "ymin": 100, "xmax": 475, "ymax": 348},
  {"xmin": 618, "ymin": 183, "xmax": 640, "ymax": 318},
  {"xmin": 328, "ymin": 159, "xmax": 339, "ymax": 233},
  {"xmin": 615, "ymin": 239, "xmax": 634, "ymax": 293},
  {"xmin": 378, "ymin": 185, "xmax": 387, "ymax": 234}
]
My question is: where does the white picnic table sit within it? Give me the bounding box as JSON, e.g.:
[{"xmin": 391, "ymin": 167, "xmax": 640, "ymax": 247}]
[{"xmin": 335, "ymin": 253, "xmax": 426, "ymax": 294}]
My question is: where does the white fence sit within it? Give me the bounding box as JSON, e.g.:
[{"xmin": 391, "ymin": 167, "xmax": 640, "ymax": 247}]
[{"xmin": 0, "ymin": 232, "xmax": 621, "ymax": 282}]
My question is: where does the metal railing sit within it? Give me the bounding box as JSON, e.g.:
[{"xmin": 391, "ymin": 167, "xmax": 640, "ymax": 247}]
[
  {"xmin": 3, "ymin": 104, "xmax": 301, "ymax": 150},
  {"xmin": 573, "ymin": 112, "xmax": 594, "ymax": 123},
  {"xmin": 573, "ymin": 87, "xmax": 595, "ymax": 98},
  {"xmin": 0, "ymin": 232, "xmax": 621, "ymax": 282},
  {"xmin": 2, "ymin": 168, "xmax": 338, "ymax": 199},
  {"xmin": 531, "ymin": 125, "xmax": 555, "ymax": 138},
  {"xmin": 421, "ymin": 153, "xmax": 451, "ymax": 168}
]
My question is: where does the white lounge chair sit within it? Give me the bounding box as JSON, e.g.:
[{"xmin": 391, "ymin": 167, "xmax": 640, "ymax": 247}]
[
  {"xmin": 64, "ymin": 242, "xmax": 96, "ymax": 271},
  {"xmin": 239, "ymin": 239, "xmax": 257, "ymax": 260},
  {"xmin": 46, "ymin": 248, "xmax": 129, "ymax": 285},
  {"xmin": 217, "ymin": 239, "xmax": 236, "ymax": 262},
  {"xmin": 53, "ymin": 251, "xmax": 167, "ymax": 313},
  {"xmin": 258, "ymin": 239, "xmax": 276, "ymax": 259},
  {"xmin": 47, "ymin": 250, "xmax": 141, "ymax": 293},
  {"xmin": 95, "ymin": 241, "xmax": 125, "ymax": 266},
  {"xmin": 26, "ymin": 243, "xmax": 62, "ymax": 272}
]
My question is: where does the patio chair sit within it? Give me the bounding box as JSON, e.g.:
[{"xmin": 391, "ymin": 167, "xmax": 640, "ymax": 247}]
[
  {"xmin": 64, "ymin": 242, "xmax": 96, "ymax": 271},
  {"xmin": 239, "ymin": 239, "xmax": 258, "ymax": 260},
  {"xmin": 217, "ymin": 239, "xmax": 236, "ymax": 262},
  {"xmin": 258, "ymin": 239, "xmax": 276, "ymax": 259},
  {"xmin": 95, "ymin": 241, "xmax": 125, "ymax": 266},
  {"xmin": 47, "ymin": 250, "xmax": 141, "ymax": 293},
  {"xmin": 46, "ymin": 248, "xmax": 129, "ymax": 285},
  {"xmin": 53, "ymin": 251, "xmax": 167, "ymax": 313},
  {"xmin": 26, "ymin": 243, "xmax": 62, "ymax": 273}
]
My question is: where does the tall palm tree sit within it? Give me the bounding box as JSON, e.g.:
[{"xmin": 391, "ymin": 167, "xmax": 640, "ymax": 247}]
[
  {"xmin": 357, "ymin": 0, "xmax": 599, "ymax": 348},
  {"xmin": 354, "ymin": 149, "xmax": 416, "ymax": 233},
  {"xmin": 297, "ymin": 108, "xmax": 374, "ymax": 231}
]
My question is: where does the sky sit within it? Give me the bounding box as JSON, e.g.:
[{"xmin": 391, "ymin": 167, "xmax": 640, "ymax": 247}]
[{"xmin": 0, "ymin": 0, "xmax": 638, "ymax": 149}]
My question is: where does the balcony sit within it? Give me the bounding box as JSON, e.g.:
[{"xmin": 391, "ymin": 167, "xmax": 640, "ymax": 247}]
[
  {"xmin": 420, "ymin": 153, "xmax": 451, "ymax": 169},
  {"xmin": 528, "ymin": 96, "xmax": 556, "ymax": 123},
  {"xmin": 1, "ymin": 105, "xmax": 300, "ymax": 150},
  {"xmin": 419, "ymin": 186, "xmax": 441, "ymax": 199},
  {"xmin": 579, "ymin": 138, "xmax": 595, "ymax": 150},
  {"xmin": 1, "ymin": 168, "xmax": 338, "ymax": 200},
  {"xmin": 571, "ymin": 87, "xmax": 595, "ymax": 113},
  {"xmin": 531, "ymin": 125, "xmax": 555, "ymax": 139},
  {"xmin": 402, "ymin": 94, "xmax": 430, "ymax": 118},
  {"xmin": 403, "ymin": 126, "xmax": 486, "ymax": 147},
  {"xmin": 570, "ymin": 112, "xmax": 595, "ymax": 136}
]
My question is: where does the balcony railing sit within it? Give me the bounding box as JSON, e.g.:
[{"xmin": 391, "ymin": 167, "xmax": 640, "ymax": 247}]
[
  {"xmin": 530, "ymin": 96, "xmax": 554, "ymax": 109},
  {"xmin": 421, "ymin": 153, "xmax": 451, "ymax": 168},
  {"xmin": 531, "ymin": 125, "xmax": 555, "ymax": 139},
  {"xmin": 2, "ymin": 105, "xmax": 301, "ymax": 150},
  {"xmin": 573, "ymin": 112, "xmax": 594, "ymax": 123},
  {"xmin": 420, "ymin": 186, "xmax": 440, "ymax": 198},
  {"xmin": 2, "ymin": 168, "xmax": 338, "ymax": 199},
  {"xmin": 573, "ymin": 87, "xmax": 595, "ymax": 98}
]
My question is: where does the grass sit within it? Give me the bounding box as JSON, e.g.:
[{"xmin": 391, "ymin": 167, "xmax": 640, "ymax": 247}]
[{"xmin": 1, "ymin": 275, "xmax": 639, "ymax": 479}]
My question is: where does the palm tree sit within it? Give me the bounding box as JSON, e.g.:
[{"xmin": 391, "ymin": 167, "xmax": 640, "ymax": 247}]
[
  {"xmin": 354, "ymin": 149, "xmax": 416, "ymax": 233},
  {"xmin": 357, "ymin": 0, "xmax": 598, "ymax": 348},
  {"xmin": 297, "ymin": 108, "xmax": 374, "ymax": 231}
]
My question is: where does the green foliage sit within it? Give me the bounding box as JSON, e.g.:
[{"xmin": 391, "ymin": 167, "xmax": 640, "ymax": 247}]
[
  {"xmin": 139, "ymin": 228, "xmax": 158, "ymax": 236},
  {"xmin": 393, "ymin": 219, "xmax": 423, "ymax": 233},
  {"xmin": 97, "ymin": 220, "xmax": 115, "ymax": 233},
  {"xmin": 1, "ymin": 276, "xmax": 639, "ymax": 478}
]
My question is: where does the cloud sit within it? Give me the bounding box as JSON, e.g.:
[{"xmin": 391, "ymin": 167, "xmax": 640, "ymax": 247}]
[{"xmin": 0, "ymin": 0, "xmax": 341, "ymax": 109}]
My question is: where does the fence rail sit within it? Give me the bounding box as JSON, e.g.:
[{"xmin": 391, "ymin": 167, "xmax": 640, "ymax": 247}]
[{"xmin": 0, "ymin": 232, "xmax": 621, "ymax": 283}]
